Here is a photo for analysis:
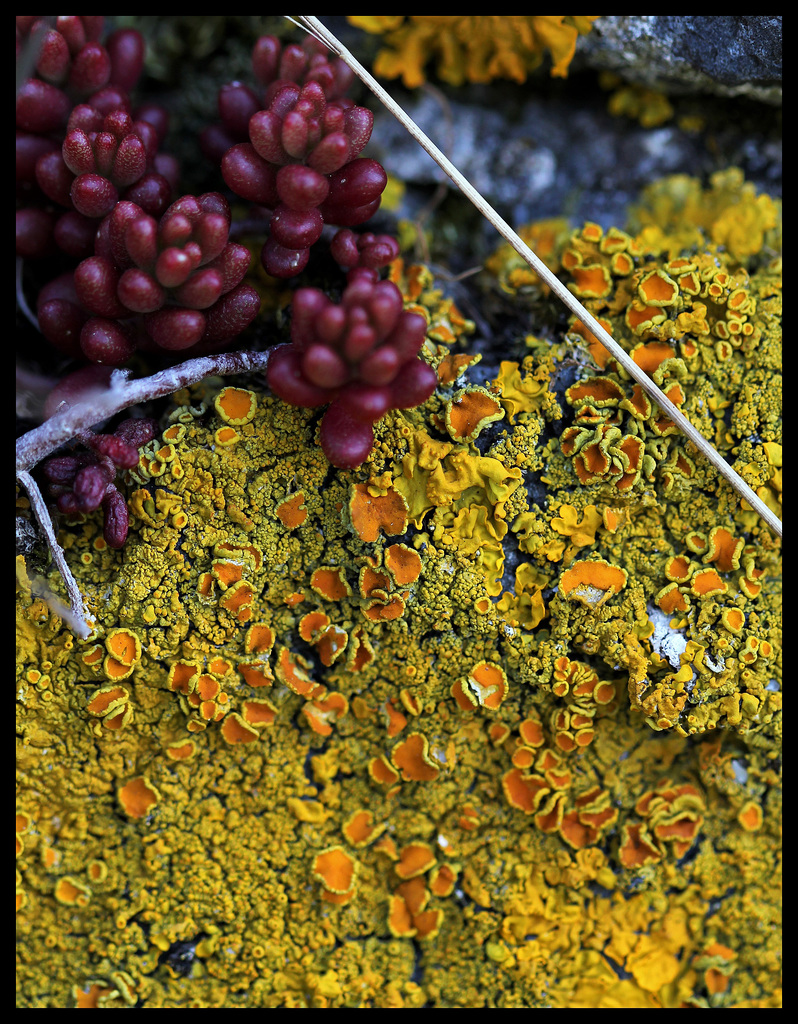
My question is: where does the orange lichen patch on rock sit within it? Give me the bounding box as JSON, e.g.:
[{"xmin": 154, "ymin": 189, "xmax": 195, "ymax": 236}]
[
  {"xmin": 395, "ymin": 842, "xmax": 437, "ymax": 879},
  {"xmin": 637, "ymin": 269, "xmax": 678, "ymax": 306},
  {"xmin": 358, "ymin": 563, "xmax": 391, "ymax": 598},
  {"xmin": 429, "ymin": 863, "xmax": 458, "ymax": 898},
  {"xmin": 664, "ymin": 555, "xmax": 692, "ymax": 583},
  {"xmin": 213, "ymin": 386, "xmax": 257, "ymax": 425},
  {"xmin": 413, "ymin": 908, "xmax": 444, "ymax": 942},
  {"xmin": 704, "ymin": 526, "xmax": 744, "ymax": 574},
  {"xmin": 274, "ymin": 647, "xmax": 324, "ymax": 700},
  {"xmin": 720, "ymin": 607, "xmax": 745, "ymax": 634},
  {"xmin": 103, "ymin": 628, "xmax": 142, "ymax": 681},
  {"xmin": 242, "ymin": 698, "xmax": 278, "ymax": 729},
  {"xmin": 570, "ymin": 263, "xmax": 612, "ymax": 298},
  {"xmin": 219, "ymin": 579, "xmax": 254, "ymax": 621},
  {"xmin": 244, "ymin": 623, "xmax": 274, "ymax": 656},
  {"xmin": 167, "ymin": 661, "xmax": 199, "ymax": 695},
  {"xmin": 502, "ymin": 768, "xmax": 549, "ymax": 814},
  {"xmin": 310, "ymin": 566, "xmax": 351, "ymax": 601},
  {"xmin": 299, "ymin": 610, "xmax": 331, "ymax": 643},
  {"xmin": 690, "ymin": 567, "xmax": 727, "ymax": 598},
  {"xmin": 345, "ymin": 627, "xmax": 375, "ymax": 672},
  {"xmin": 86, "ymin": 684, "xmax": 129, "ymax": 718},
  {"xmin": 618, "ymin": 383, "xmax": 652, "ymax": 422},
  {"xmin": 636, "ymin": 780, "xmax": 705, "ymax": 859},
  {"xmin": 436, "ymin": 350, "xmax": 482, "ymax": 385},
  {"xmin": 685, "ymin": 530, "xmax": 708, "ymax": 555},
  {"xmin": 214, "ymin": 540, "xmax": 263, "ymax": 570},
  {"xmin": 118, "ymin": 776, "xmax": 160, "ymax": 819},
  {"xmin": 391, "ymin": 732, "xmax": 440, "ymax": 782},
  {"xmin": 567, "ymin": 316, "xmax": 614, "ymax": 369},
  {"xmin": 444, "ymin": 385, "xmax": 504, "ymax": 442},
  {"xmin": 275, "ymin": 491, "xmax": 308, "ymax": 529},
  {"xmin": 313, "ymin": 846, "xmax": 357, "ymax": 898},
  {"xmin": 220, "ymin": 711, "xmax": 260, "ymax": 744},
  {"xmin": 343, "ymin": 809, "xmax": 385, "ymax": 848},
  {"xmin": 363, "ymin": 594, "xmax": 406, "ymax": 622},
  {"xmin": 384, "ymin": 543, "xmax": 422, "ymax": 586},
  {"xmin": 635, "ymin": 342, "xmax": 676, "ymax": 378},
  {"xmin": 214, "ymin": 426, "xmax": 239, "ymax": 446},
  {"xmin": 655, "ymin": 582, "xmax": 690, "ymax": 616},
  {"xmin": 302, "ymin": 692, "xmax": 348, "ymax": 736},
  {"xmin": 165, "ymin": 741, "xmax": 197, "ymax": 761},
  {"xmin": 211, "ymin": 558, "xmax": 243, "ymax": 588},
  {"xmin": 395, "ymin": 876, "xmax": 428, "ymax": 916},
  {"xmin": 237, "ymin": 659, "xmax": 273, "ymax": 688},
  {"xmin": 619, "ymin": 822, "xmax": 662, "ymax": 869},
  {"xmin": 518, "ymin": 716, "xmax": 546, "ymax": 748},
  {"xmin": 560, "ymin": 558, "xmax": 628, "ymax": 609},
  {"xmin": 349, "ymin": 483, "xmax": 409, "ymax": 542},
  {"xmin": 368, "ymin": 754, "xmax": 401, "ymax": 789},
  {"xmin": 387, "ymin": 894, "xmax": 416, "ymax": 938},
  {"xmin": 54, "ymin": 875, "xmax": 92, "ymax": 907},
  {"xmin": 566, "ymin": 376, "xmax": 625, "ymax": 409},
  {"xmin": 737, "ymin": 800, "xmax": 764, "ymax": 832},
  {"xmin": 461, "ymin": 661, "xmax": 508, "ymax": 711}
]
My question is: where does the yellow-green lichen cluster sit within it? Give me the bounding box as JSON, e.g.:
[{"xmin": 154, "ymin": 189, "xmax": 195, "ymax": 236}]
[{"xmin": 16, "ymin": 171, "xmax": 780, "ymax": 1008}]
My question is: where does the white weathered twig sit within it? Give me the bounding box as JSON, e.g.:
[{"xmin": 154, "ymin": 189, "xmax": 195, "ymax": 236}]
[
  {"xmin": 296, "ymin": 16, "xmax": 782, "ymax": 540},
  {"xmin": 16, "ymin": 349, "xmax": 272, "ymax": 475},
  {"xmin": 18, "ymin": 470, "xmax": 94, "ymax": 638}
]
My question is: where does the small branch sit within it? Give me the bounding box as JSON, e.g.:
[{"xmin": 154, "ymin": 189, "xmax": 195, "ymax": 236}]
[
  {"xmin": 18, "ymin": 470, "xmax": 93, "ymax": 639},
  {"xmin": 16, "ymin": 348, "xmax": 272, "ymax": 475},
  {"xmin": 297, "ymin": 16, "xmax": 782, "ymax": 541}
]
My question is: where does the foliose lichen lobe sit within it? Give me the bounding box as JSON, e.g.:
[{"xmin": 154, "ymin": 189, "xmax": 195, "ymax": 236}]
[{"xmin": 17, "ymin": 171, "xmax": 780, "ymax": 1008}]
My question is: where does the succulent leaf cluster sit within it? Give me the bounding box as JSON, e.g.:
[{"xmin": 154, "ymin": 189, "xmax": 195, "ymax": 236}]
[
  {"xmin": 41, "ymin": 413, "xmax": 157, "ymax": 548},
  {"xmin": 267, "ymin": 269, "xmax": 437, "ymax": 468}
]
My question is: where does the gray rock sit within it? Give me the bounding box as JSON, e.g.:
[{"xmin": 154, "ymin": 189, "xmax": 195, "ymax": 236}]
[{"xmin": 579, "ymin": 16, "xmax": 782, "ymax": 104}]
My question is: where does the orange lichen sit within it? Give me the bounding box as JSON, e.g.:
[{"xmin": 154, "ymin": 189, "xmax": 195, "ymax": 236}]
[
  {"xmin": 619, "ymin": 822, "xmax": 662, "ymax": 869},
  {"xmin": 395, "ymin": 842, "xmax": 437, "ymax": 879},
  {"xmin": 560, "ymin": 558, "xmax": 628, "ymax": 608},
  {"xmin": 219, "ymin": 580, "xmax": 254, "ymax": 621},
  {"xmin": 461, "ymin": 661, "xmax": 508, "ymax": 711},
  {"xmin": 566, "ymin": 377, "xmax": 625, "ymax": 408},
  {"xmin": 349, "ymin": 484, "xmax": 409, "ymax": 542},
  {"xmin": 363, "ymin": 595, "xmax": 406, "ymax": 622},
  {"xmin": 302, "ymin": 692, "xmax": 348, "ymax": 736},
  {"xmin": 213, "ymin": 386, "xmax": 257, "ymax": 425},
  {"xmin": 387, "ymin": 894, "xmax": 416, "ymax": 938},
  {"xmin": 637, "ymin": 269, "xmax": 678, "ymax": 306},
  {"xmin": 117, "ymin": 776, "xmax": 159, "ymax": 819},
  {"xmin": 312, "ymin": 846, "xmax": 357, "ymax": 896},
  {"xmin": 502, "ymin": 768, "xmax": 549, "ymax": 814},
  {"xmin": 86, "ymin": 684, "xmax": 129, "ymax": 718},
  {"xmin": 391, "ymin": 732, "xmax": 440, "ymax": 782},
  {"xmin": 54, "ymin": 876, "xmax": 92, "ymax": 907},
  {"xmin": 220, "ymin": 712, "xmax": 260, "ymax": 744},
  {"xmin": 165, "ymin": 741, "xmax": 196, "ymax": 761},
  {"xmin": 310, "ymin": 566, "xmax": 351, "ymax": 601},
  {"xmin": 384, "ymin": 543, "xmax": 422, "ymax": 586},
  {"xmin": 444, "ymin": 386, "xmax": 504, "ymax": 442},
  {"xmin": 368, "ymin": 755, "xmax": 401, "ymax": 789},
  {"xmin": 274, "ymin": 647, "xmax": 324, "ymax": 700},
  {"xmin": 690, "ymin": 567, "xmax": 727, "ymax": 598},
  {"xmin": 737, "ymin": 800, "xmax": 764, "ymax": 832},
  {"xmin": 244, "ymin": 623, "xmax": 274, "ymax": 656},
  {"xmin": 342, "ymin": 809, "xmax": 385, "ymax": 848},
  {"xmin": 242, "ymin": 698, "xmax": 277, "ymax": 728},
  {"xmin": 655, "ymin": 583, "xmax": 690, "ymax": 615},
  {"xmin": 275, "ymin": 492, "xmax": 308, "ymax": 529},
  {"xmin": 704, "ymin": 526, "xmax": 744, "ymax": 574}
]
